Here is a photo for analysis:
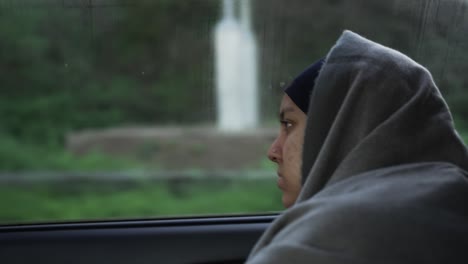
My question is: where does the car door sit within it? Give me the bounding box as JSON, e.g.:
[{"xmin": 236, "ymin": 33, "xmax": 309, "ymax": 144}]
[{"xmin": 1, "ymin": 214, "xmax": 276, "ymax": 264}]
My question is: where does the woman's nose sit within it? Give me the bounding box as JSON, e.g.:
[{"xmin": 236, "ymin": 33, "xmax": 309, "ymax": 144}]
[{"xmin": 267, "ymin": 138, "xmax": 281, "ymax": 163}]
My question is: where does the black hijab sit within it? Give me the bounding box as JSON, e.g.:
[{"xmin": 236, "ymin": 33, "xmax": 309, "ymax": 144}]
[{"xmin": 284, "ymin": 58, "xmax": 324, "ymax": 114}]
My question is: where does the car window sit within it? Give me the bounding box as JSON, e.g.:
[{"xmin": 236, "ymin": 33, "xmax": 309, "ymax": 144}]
[{"xmin": 1, "ymin": 0, "xmax": 467, "ymax": 225}]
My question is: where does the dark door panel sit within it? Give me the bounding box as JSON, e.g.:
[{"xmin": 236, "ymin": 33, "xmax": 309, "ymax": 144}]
[{"xmin": 0, "ymin": 214, "xmax": 276, "ymax": 264}]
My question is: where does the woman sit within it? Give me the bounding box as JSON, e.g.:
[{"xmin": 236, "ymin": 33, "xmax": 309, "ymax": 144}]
[
  {"xmin": 249, "ymin": 30, "xmax": 468, "ymax": 263},
  {"xmin": 267, "ymin": 58, "xmax": 324, "ymax": 208}
]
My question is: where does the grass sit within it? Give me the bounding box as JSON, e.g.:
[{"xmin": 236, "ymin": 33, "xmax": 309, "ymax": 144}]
[{"xmin": 0, "ymin": 179, "xmax": 282, "ymax": 224}]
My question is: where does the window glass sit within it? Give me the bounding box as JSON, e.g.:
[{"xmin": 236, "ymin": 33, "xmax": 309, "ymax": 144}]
[{"xmin": 1, "ymin": 0, "xmax": 467, "ymax": 224}]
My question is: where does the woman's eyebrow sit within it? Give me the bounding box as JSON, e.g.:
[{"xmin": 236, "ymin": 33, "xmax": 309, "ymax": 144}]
[{"xmin": 279, "ymin": 107, "xmax": 295, "ymax": 120}]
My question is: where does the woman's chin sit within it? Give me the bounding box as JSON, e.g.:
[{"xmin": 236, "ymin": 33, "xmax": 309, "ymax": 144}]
[{"xmin": 282, "ymin": 194, "xmax": 294, "ymax": 208}]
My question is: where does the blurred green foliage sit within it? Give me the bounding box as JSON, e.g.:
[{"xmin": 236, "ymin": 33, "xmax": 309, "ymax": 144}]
[
  {"xmin": 0, "ymin": 134, "xmax": 141, "ymax": 171},
  {"xmin": 0, "ymin": 180, "xmax": 282, "ymax": 224},
  {"xmin": 1, "ymin": 0, "xmax": 467, "ymax": 152},
  {"xmin": 0, "ymin": 1, "xmax": 217, "ymax": 149}
]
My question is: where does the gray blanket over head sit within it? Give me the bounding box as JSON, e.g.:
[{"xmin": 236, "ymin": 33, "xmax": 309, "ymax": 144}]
[{"xmin": 247, "ymin": 30, "xmax": 468, "ymax": 263}]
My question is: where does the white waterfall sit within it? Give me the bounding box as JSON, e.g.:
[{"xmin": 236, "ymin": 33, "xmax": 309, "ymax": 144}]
[{"xmin": 214, "ymin": 0, "xmax": 259, "ymax": 132}]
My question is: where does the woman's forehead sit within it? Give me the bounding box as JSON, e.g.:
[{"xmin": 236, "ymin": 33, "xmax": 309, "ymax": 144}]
[{"xmin": 280, "ymin": 95, "xmax": 303, "ymax": 118}]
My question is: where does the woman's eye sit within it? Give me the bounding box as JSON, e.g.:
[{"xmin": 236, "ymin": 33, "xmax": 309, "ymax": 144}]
[{"xmin": 281, "ymin": 120, "xmax": 293, "ymax": 132}]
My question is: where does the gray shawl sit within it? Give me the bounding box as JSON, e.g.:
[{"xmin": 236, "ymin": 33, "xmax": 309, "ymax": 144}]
[{"xmin": 247, "ymin": 31, "xmax": 468, "ymax": 263}]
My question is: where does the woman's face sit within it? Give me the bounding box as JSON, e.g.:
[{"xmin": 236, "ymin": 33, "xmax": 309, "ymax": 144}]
[{"xmin": 267, "ymin": 94, "xmax": 307, "ymax": 208}]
